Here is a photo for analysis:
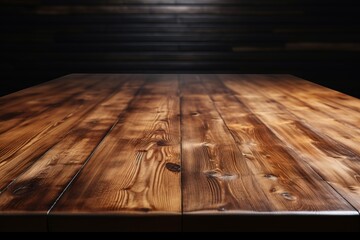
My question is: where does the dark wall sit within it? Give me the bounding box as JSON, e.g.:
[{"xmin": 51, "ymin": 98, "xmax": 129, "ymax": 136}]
[{"xmin": 1, "ymin": 0, "xmax": 360, "ymax": 97}]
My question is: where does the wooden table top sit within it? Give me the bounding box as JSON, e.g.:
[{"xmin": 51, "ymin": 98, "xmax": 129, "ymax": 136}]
[{"xmin": 0, "ymin": 74, "xmax": 359, "ymax": 232}]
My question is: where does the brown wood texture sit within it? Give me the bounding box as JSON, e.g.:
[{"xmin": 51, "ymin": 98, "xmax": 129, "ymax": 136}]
[
  {"xmin": 49, "ymin": 74, "xmax": 182, "ymax": 232},
  {"xmin": 0, "ymin": 74, "xmax": 360, "ymax": 232}
]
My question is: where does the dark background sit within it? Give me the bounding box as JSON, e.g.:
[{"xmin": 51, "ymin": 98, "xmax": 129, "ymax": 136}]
[{"xmin": 1, "ymin": 0, "xmax": 360, "ymax": 97}]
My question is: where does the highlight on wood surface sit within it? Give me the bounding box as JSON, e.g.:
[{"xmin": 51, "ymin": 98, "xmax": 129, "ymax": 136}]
[{"xmin": 0, "ymin": 74, "xmax": 359, "ymax": 232}]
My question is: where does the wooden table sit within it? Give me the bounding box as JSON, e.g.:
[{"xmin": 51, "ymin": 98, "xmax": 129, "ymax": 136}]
[{"xmin": 0, "ymin": 74, "xmax": 359, "ymax": 232}]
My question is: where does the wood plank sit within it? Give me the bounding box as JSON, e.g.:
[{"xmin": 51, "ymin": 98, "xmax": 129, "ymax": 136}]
[
  {"xmin": 49, "ymin": 75, "xmax": 182, "ymax": 232},
  {"xmin": 220, "ymin": 74, "xmax": 360, "ymax": 212},
  {"xmin": 0, "ymin": 75, "xmax": 126, "ymax": 192},
  {"xmin": 181, "ymin": 74, "xmax": 358, "ymax": 232}
]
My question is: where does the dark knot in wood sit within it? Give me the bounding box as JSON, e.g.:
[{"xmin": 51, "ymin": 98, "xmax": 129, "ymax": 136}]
[{"xmin": 166, "ymin": 162, "xmax": 181, "ymax": 173}]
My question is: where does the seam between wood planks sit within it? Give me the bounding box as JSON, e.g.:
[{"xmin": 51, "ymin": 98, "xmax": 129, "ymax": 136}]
[{"xmin": 178, "ymin": 74, "xmax": 185, "ymax": 232}]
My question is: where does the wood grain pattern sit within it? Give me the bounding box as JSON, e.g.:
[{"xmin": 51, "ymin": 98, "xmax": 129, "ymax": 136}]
[
  {"xmin": 220, "ymin": 74, "xmax": 360, "ymax": 211},
  {"xmin": 0, "ymin": 74, "xmax": 360, "ymax": 232},
  {"xmin": 180, "ymin": 74, "xmax": 359, "ymax": 231},
  {"xmin": 0, "ymin": 76, "xmax": 144, "ymax": 212},
  {"xmin": 49, "ymin": 75, "xmax": 182, "ymax": 232},
  {"xmin": 0, "ymin": 74, "xmax": 98, "ymax": 134},
  {"xmin": 0, "ymin": 75, "xmax": 126, "ymax": 191}
]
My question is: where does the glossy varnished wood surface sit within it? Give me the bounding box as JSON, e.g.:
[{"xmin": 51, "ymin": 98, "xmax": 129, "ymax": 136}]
[{"xmin": 0, "ymin": 74, "xmax": 359, "ymax": 232}]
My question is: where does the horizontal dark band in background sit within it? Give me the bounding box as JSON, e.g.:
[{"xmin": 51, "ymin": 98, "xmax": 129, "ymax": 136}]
[{"xmin": 0, "ymin": 0, "xmax": 359, "ymax": 97}]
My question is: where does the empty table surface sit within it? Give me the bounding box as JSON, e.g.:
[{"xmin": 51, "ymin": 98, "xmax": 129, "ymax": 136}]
[{"xmin": 0, "ymin": 74, "xmax": 359, "ymax": 232}]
